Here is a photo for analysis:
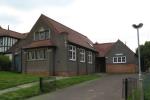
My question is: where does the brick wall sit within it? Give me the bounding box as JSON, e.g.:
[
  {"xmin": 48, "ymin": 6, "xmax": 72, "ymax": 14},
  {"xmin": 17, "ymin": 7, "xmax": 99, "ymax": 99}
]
[{"xmin": 106, "ymin": 64, "xmax": 137, "ymax": 73}]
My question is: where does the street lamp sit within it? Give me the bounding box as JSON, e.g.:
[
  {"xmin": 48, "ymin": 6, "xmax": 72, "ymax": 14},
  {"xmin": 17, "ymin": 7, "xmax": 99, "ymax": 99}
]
[
  {"xmin": 132, "ymin": 23, "xmax": 143, "ymax": 100},
  {"xmin": 132, "ymin": 23, "xmax": 143, "ymax": 80}
]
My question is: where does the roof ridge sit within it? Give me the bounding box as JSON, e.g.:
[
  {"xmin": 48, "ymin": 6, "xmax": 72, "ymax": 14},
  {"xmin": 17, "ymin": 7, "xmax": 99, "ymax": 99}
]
[
  {"xmin": 41, "ymin": 14, "xmax": 88, "ymax": 38},
  {"xmin": 94, "ymin": 42, "xmax": 115, "ymax": 45}
]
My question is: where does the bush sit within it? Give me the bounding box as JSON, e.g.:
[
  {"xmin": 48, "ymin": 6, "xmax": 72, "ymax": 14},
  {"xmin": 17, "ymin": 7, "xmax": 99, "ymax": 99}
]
[{"xmin": 0, "ymin": 55, "xmax": 11, "ymax": 70}]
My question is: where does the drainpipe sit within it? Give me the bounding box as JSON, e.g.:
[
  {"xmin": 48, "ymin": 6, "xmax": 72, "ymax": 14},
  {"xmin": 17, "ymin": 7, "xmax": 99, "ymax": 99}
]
[
  {"xmin": 77, "ymin": 48, "xmax": 79, "ymax": 75},
  {"xmin": 86, "ymin": 51, "xmax": 88, "ymax": 74}
]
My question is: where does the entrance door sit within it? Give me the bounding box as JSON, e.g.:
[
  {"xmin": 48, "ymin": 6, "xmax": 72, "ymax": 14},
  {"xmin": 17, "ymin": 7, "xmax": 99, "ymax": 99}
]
[
  {"xmin": 95, "ymin": 57, "xmax": 106, "ymax": 73},
  {"xmin": 14, "ymin": 54, "xmax": 21, "ymax": 72}
]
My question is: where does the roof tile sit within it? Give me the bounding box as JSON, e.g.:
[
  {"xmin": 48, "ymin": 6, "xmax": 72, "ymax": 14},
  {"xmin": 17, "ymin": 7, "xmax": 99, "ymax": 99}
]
[
  {"xmin": 94, "ymin": 42, "xmax": 114, "ymax": 57},
  {"xmin": 0, "ymin": 27, "xmax": 24, "ymax": 39}
]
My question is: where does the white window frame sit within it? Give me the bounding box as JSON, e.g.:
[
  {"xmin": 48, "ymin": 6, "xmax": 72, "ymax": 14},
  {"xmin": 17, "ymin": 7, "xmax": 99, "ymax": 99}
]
[
  {"xmin": 88, "ymin": 51, "xmax": 92, "ymax": 64},
  {"xmin": 113, "ymin": 56, "xmax": 126, "ymax": 63},
  {"xmin": 80, "ymin": 48, "xmax": 85, "ymax": 62},
  {"xmin": 68, "ymin": 45, "xmax": 76, "ymax": 61}
]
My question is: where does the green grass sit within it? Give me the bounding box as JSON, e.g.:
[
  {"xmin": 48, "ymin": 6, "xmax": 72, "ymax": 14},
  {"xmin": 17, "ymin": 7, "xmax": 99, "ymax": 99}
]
[
  {"xmin": 56, "ymin": 74, "xmax": 99, "ymax": 89},
  {"xmin": 0, "ymin": 85, "xmax": 40, "ymax": 100},
  {"xmin": 128, "ymin": 89, "xmax": 141, "ymax": 100},
  {"xmin": 0, "ymin": 71, "xmax": 39, "ymax": 90},
  {"xmin": 0, "ymin": 74, "xmax": 100, "ymax": 100}
]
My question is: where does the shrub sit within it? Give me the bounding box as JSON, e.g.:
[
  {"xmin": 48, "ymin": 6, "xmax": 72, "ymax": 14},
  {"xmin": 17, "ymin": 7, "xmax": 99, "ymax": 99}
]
[{"xmin": 0, "ymin": 55, "xmax": 11, "ymax": 70}]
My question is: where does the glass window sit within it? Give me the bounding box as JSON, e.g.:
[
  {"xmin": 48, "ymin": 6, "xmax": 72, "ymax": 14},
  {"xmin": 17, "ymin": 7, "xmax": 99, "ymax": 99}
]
[
  {"xmin": 27, "ymin": 49, "xmax": 47, "ymax": 60},
  {"xmin": 113, "ymin": 56, "xmax": 126, "ymax": 63},
  {"xmin": 39, "ymin": 31, "xmax": 45, "ymax": 40},
  {"xmin": 27, "ymin": 51, "xmax": 32, "ymax": 60},
  {"xmin": 0, "ymin": 38, "xmax": 3, "ymax": 46},
  {"xmin": 122, "ymin": 56, "xmax": 126, "ymax": 63},
  {"xmin": 3, "ymin": 37, "xmax": 5, "ymax": 46},
  {"xmin": 80, "ymin": 48, "xmax": 85, "ymax": 62},
  {"xmin": 34, "ymin": 32, "xmax": 39, "ymax": 40},
  {"xmin": 34, "ymin": 29, "xmax": 50, "ymax": 40},
  {"xmin": 68, "ymin": 45, "xmax": 76, "ymax": 61},
  {"xmin": 7, "ymin": 37, "xmax": 11, "ymax": 46},
  {"xmin": 45, "ymin": 30, "xmax": 50, "ymax": 39},
  {"xmin": 118, "ymin": 57, "xmax": 121, "ymax": 62},
  {"xmin": 113, "ymin": 57, "xmax": 117, "ymax": 63},
  {"xmin": 88, "ymin": 51, "xmax": 92, "ymax": 64},
  {"xmin": 5, "ymin": 37, "xmax": 8, "ymax": 46}
]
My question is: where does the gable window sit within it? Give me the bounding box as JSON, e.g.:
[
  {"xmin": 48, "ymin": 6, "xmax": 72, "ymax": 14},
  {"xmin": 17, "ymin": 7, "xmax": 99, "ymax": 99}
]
[
  {"xmin": 39, "ymin": 31, "xmax": 45, "ymax": 40},
  {"xmin": 88, "ymin": 51, "xmax": 92, "ymax": 64},
  {"xmin": 34, "ymin": 29, "xmax": 50, "ymax": 41},
  {"xmin": 68, "ymin": 45, "xmax": 76, "ymax": 61},
  {"xmin": 80, "ymin": 48, "xmax": 85, "ymax": 62},
  {"xmin": 113, "ymin": 56, "xmax": 126, "ymax": 63}
]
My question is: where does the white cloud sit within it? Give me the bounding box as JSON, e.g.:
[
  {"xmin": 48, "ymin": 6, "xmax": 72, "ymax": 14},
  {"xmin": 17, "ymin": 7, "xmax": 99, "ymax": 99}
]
[{"xmin": 0, "ymin": 0, "xmax": 149, "ymax": 52}]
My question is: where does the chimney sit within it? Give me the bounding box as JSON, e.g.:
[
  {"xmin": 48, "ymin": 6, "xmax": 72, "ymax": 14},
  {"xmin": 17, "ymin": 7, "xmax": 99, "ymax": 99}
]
[{"xmin": 8, "ymin": 25, "xmax": 9, "ymax": 30}]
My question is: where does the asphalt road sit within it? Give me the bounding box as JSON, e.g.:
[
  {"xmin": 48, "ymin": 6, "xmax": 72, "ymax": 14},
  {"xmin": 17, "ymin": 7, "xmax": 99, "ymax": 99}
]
[{"xmin": 27, "ymin": 74, "xmax": 137, "ymax": 100}]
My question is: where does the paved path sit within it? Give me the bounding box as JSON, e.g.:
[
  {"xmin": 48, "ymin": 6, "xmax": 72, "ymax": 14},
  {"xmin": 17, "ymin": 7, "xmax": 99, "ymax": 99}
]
[{"xmin": 27, "ymin": 74, "xmax": 137, "ymax": 100}]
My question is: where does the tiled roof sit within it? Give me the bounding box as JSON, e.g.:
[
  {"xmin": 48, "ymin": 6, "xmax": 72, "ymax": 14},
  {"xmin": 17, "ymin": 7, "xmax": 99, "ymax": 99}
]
[
  {"xmin": 8, "ymin": 14, "xmax": 96, "ymax": 53},
  {"xmin": 40, "ymin": 14, "xmax": 95, "ymax": 50},
  {"xmin": 23, "ymin": 40, "xmax": 55, "ymax": 49},
  {"xmin": 94, "ymin": 42, "xmax": 114, "ymax": 57},
  {"xmin": 0, "ymin": 27, "xmax": 24, "ymax": 39}
]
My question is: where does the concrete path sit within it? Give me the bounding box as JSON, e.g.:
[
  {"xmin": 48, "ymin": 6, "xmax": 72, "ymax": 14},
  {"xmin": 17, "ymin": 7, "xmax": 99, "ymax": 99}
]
[{"xmin": 27, "ymin": 74, "xmax": 138, "ymax": 100}]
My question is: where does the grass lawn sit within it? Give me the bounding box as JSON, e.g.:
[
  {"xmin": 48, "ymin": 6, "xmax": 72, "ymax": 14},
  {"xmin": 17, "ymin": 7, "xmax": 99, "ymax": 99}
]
[
  {"xmin": 0, "ymin": 71, "xmax": 39, "ymax": 90},
  {"xmin": 0, "ymin": 74, "xmax": 100, "ymax": 100}
]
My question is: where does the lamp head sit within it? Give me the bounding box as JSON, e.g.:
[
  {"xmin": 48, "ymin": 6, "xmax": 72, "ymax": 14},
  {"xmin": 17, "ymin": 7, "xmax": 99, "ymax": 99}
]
[{"xmin": 132, "ymin": 23, "xmax": 143, "ymax": 29}]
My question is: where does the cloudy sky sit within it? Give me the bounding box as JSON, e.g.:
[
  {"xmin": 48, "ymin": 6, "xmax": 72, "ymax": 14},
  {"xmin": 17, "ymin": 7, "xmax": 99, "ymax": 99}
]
[{"xmin": 0, "ymin": 0, "xmax": 150, "ymax": 52}]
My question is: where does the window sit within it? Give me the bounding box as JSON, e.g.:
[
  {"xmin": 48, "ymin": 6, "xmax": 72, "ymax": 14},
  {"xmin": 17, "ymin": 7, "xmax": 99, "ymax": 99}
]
[
  {"xmin": 88, "ymin": 51, "xmax": 92, "ymax": 64},
  {"xmin": 34, "ymin": 32, "xmax": 39, "ymax": 40},
  {"xmin": 39, "ymin": 31, "xmax": 45, "ymax": 40},
  {"xmin": 45, "ymin": 30, "xmax": 50, "ymax": 39},
  {"xmin": 68, "ymin": 45, "xmax": 76, "ymax": 61},
  {"xmin": 27, "ymin": 49, "xmax": 47, "ymax": 60},
  {"xmin": 34, "ymin": 29, "xmax": 50, "ymax": 41},
  {"xmin": 37, "ymin": 49, "xmax": 46, "ymax": 59},
  {"xmin": 0, "ymin": 38, "xmax": 2, "ymax": 46},
  {"xmin": 113, "ymin": 56, "xmax": 126, "ymax": 63},
  {"xmin": 80, "ymin": 48, "xmax": 85, "ymax": 62}
]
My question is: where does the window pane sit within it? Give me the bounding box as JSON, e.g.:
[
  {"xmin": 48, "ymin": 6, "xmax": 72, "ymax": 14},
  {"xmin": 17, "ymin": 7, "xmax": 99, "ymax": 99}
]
[
  {"xmin": 68, "ymin": 45, "xmax": 76, "ymax": 61},
  {"xmin": 45, "ymin": 30, "xmax": 50, "ymax": 39},
  {"xmin": 39, "ymin": 32, "xmax": 45, "ymax": 40},
  {"xmin": 118, "ymin": 57, "xmax": 121, "ymax": 62},
  {"xmin": 34, "ymin": 32, "xmax": 39, "ymax": 40},
  {"xmin": 0, "ymin": 38, "xmax": 2, "ymax": 46},
  {"xmin": 122, "ymin": 57, "xmax": 126, "ymax": 62},
  {"xmin": 113, "ymin": 57, "xmax": 117, "ymax": 62}
]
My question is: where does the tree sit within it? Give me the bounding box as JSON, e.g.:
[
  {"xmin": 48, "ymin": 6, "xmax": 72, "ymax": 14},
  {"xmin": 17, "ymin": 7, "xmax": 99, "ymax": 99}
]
[
  {"xmin": 136, "ymin": 41, "xmax": 150, "ymax": 72},
  {"xmin": 0, "ymin": 55, "xmax": 11, "ymax": 71}
]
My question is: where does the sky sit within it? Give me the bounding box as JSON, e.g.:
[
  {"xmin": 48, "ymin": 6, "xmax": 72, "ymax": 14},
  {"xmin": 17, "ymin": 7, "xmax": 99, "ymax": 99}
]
[{"xmin": 0, "ymin": 0, "xmax": 150, "ymax": 52}]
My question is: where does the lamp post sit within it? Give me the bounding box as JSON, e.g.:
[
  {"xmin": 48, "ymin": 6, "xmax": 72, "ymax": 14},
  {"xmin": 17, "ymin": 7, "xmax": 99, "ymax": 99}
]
[{"xmin": 132, "ymin": 23, "xmax": 143, "ymax": 100}]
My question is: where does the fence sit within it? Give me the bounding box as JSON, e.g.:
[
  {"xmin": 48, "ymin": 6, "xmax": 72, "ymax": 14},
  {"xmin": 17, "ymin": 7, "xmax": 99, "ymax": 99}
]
[
  {"xmin": 39, "ymin": 76, "xmax": 56, "ymax": 92},
  {"xmin": 122, "ymin": 77, "xmax": 138, "ymax": 100}
]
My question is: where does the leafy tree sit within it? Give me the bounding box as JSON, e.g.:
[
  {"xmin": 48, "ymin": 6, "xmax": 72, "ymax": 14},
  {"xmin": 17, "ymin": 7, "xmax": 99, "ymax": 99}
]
[
  {"xmin": 0, "ymin": 55, "xmax": 11, "ymax": 70},
  {"xmin": 136, "ymin": 41, "xmax": 150, "ymax": 72}
]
